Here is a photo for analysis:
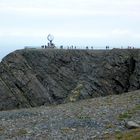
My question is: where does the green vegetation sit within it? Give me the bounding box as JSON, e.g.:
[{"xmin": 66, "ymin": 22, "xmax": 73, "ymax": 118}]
[
  {"xmin": 0, "ymin": 127, "xmax": 4, "ymax": 132},
  {"xmin": 69, "ymin": 84, "xmax": 83, "ymax": 102},
  {"xmin": 133, "ymin": 105, "xmax": 140, "ymax": 112},
  {"xmin": 106, "ymin": 123, "xmax": 115, "ymax": 129},
  {"xmin": 16, "ymin": 129, "xmax": 28, "ymax": 136},
  {"xmin": 77, "ymin": 114, "xmax": 91, "ymax": 120},
  {"xmin": 118, "ymin": 112, "xmax": 132, "ymax": 120},
  {"xmin": 103, "ymin": 128, "xmax": 140, "ymax": 140},
  {"xmin": 118, "ymin": 104, "xmax": 140, "ymax": 121}
]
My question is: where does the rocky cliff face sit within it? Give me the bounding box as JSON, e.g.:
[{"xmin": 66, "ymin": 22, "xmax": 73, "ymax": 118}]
[{"xmin": 0, "ymin": 49, "xmax": 140, "ymax": 110}]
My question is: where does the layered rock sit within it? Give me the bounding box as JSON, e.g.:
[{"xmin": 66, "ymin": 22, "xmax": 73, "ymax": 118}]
[{"xmin": 0, "ymin": 48, "xmax": 140, "ymax": 110}]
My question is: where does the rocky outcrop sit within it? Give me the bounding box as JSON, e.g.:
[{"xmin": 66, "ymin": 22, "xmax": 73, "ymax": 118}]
[
  {"xmin": 125, "ymin": 121, "xmax": 140, "ymax": 129},
  {"xmin": 0, "ymin": 48, "xmax": 140, "ymax": 110}
]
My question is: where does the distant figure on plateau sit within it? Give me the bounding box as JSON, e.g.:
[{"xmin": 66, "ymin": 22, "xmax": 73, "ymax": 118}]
[
  {"xmin": 60, "ymin": 45, "xmax": 63, "ymax": 49},
  {"xmin": 106, "ymin": 46, "xmax": 109, "ymax": 50},
  {"xmin": 41, "ymin": 45, "xmax": 44, "ymax": 49}
]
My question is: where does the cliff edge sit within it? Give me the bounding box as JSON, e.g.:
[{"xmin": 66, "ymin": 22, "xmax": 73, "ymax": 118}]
[{"xmin": 0, "ymin": 49, "xmax": 140, "ymax": 110}]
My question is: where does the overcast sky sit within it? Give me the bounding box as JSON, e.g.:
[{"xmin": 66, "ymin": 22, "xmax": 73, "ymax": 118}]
[{"xmin": 0, "ymin": 0, "xmax": 140, "ymax": 59}]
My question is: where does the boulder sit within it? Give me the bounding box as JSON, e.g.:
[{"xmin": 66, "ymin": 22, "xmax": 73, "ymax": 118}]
[{"xmin": 125, "ymin": 121, "xmax": 140, "ymax": 129}]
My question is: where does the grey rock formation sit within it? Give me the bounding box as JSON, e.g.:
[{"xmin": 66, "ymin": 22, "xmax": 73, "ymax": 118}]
[
  {"xmin": 125, "ymin": 121, "xmax": 140, "ymax": 129},
  {"xmin": 0, "ymin": 48, "xmax": 140, "ymax": 110}
]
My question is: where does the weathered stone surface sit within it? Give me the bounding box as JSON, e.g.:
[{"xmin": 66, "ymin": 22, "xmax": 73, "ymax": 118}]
[
  {"xmin": 0, "ymin": 49, "xmax": 140, "ymax": 110},
  {"xmin": 125, "ymin": 121, "xmax": 140, "ymax": 129}
]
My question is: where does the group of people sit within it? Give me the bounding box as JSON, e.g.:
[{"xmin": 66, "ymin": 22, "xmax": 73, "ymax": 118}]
[
  {"xmin": 59, "ymin": 45, "xmax": 94, "ymax": 50},
  {"xmin": 40, "ymin": 44, "xmax": 135, "ymax": 50}
]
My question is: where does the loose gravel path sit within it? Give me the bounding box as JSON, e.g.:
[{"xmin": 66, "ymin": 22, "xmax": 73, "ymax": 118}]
[{"xmin": 0, "ymin": 90, "xmax": 140, "ymax": 140}]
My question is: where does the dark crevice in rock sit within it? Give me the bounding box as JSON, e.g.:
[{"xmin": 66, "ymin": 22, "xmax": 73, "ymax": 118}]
[
  {"xmin": 14, "ymin": 82, "xmax": 33, "ymax": 107},
  {"xmin": 129, "ymin": 57, "xmax": 136, "ymax": 74},
  {"xmin": 112, "ymin": 78, "xmax": 124, "ymax": 89},
  {"xmin": 126, "ymin": 56, "xmax": 136, "ymax": 92},
  {"xmin": 51, "ymin": 93, "xmax": 64, "ymax": 104},
  {"xmin": 15, "ymin": 83, "xmax": 24, "ymax": 93}
]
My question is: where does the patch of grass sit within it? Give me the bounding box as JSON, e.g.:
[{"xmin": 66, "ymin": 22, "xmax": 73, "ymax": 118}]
[
  {"xmin": 133, "ymin": 104, "xmax": 140, "ymax": 111},
  {"xmin": 0, "ymin": 127, "xmax": 4, "ymax": 133},
  {"xmin": 121, "ymin": 128, "xmax": 140, "ymax": 140},
  {"xmin": 118, "ymin": 112, "xmax": 132, "ymax": 121},
  {"xmin": 118, "ymin": 104, "xmax": 140, "ymax": 121},
  {"xmin": 116, "ymin": 133, "xmax": 123, "ymax": 140},
  {"xmin": 106, "ymin": 123, "xmax": 115, "ymax": 129},
  {"xmin": 75, "ymin": 107, "xmax": 91, "ymax": 120},
  {"xmin": 0, "ymin": 127, "xmax": 4, "ymax": 131},
  {"xmin": 103, "ymin": 128, "xmax": 140, "ymax": 140},
  {"xmin": 16, "ymin": 129, "xmax": 28, "ymax": 136},
  {"xmin": 77, "ymin": 115, "xmax": 91, "ymax": 120}
]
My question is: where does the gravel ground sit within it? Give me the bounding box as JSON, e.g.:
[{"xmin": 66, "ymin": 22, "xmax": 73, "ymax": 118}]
[{"xmin": 0, "ymin": 90, "xmax": 140, "ymax": 140}]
